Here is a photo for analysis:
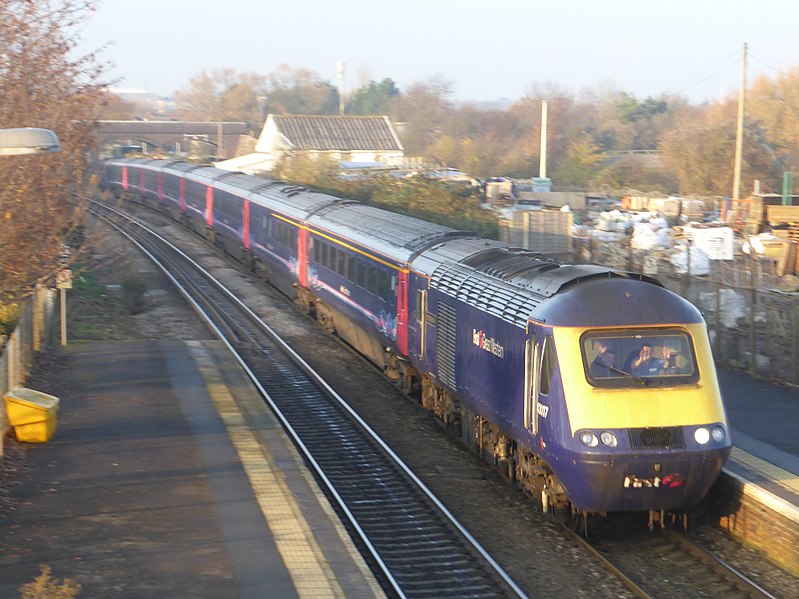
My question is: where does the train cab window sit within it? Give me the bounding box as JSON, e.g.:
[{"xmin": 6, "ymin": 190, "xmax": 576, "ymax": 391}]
[
  {"xmin": 581, "ymin": 329, "xmax": 699, "ymax": 388},
  {"xmin": 539, "ymin": 336, "xmax": 555, "ymax": 396}
]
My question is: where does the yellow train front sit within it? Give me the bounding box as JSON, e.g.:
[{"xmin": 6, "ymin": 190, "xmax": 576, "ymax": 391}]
[{"xmin": 532, "ymin": 274, "xmax": 731, "ymax": 515}]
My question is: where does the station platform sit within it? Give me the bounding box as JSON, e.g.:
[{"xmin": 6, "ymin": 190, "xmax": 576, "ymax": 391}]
[
  {"xmin": 0, "ymin": 340, "xmax": 384, "ymax": 598},
  {"xmin": 717, "ymin": 367, "xmax": 799, "ymax": 510},
  {"xmin": 713, "ymin": 367, "xmax": 799, "ymax": 576}
]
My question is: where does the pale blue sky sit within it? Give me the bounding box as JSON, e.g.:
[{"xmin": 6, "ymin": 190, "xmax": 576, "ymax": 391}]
[{"xmin": 81, "ymin": 0, "xmax": 796, "ymax": 104}]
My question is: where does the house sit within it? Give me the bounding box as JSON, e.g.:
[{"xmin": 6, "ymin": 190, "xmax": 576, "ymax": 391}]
[{"xmin": 215, "ymin": 114, "xmax": 405, "ymax": 174}]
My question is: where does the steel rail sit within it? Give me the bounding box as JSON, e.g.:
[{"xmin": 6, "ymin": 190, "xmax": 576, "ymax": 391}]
[{"xmin": 561, "ymin": 521, "xmax": 780, "ymax": 599}]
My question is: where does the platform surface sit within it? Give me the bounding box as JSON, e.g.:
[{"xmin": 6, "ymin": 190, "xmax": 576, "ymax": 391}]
[
  {"xmin": 717, "ymin": 367, "xmax": 799, "ymax": 516},
  {"xmin": 0, "ymin": 340, "xmax": 384, "ymax": 598}
]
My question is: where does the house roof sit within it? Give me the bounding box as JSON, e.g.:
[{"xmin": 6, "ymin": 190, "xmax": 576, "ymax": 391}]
[{"xmin": 271, "ymin": 115, "xmax": 403, "ymax": 152}]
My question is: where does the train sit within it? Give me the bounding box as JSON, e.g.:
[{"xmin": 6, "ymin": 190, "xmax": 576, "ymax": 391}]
[{"xmin": 100, "ymin": 157, "xmax": 732, "ymax": 525}]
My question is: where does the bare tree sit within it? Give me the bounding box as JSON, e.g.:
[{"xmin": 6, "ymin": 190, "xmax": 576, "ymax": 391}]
[
  {"xmin": 0, "ymin": 0, "xmax": 108, "ymax": 303},
  {"xmin": 173, "ymin": 68, "xmax": 268, "ymax": 128}
]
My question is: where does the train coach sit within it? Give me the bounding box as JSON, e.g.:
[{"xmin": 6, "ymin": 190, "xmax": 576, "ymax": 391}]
[{"xmin": 102, "ymin": 157, "xmax": 732, "ymax": 525}]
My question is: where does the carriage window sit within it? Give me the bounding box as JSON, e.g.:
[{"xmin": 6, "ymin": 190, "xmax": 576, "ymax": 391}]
[
  {"xmin": 582, "ymin": 329, "xmax": 699, "ymax": 388},
  {"xmin": 357, "ymin": 260, "xmax": 368, "ymax": 288},
  {"xmin": 326, "ymin": 246, "xmax": 335, "ymax": 271},
  {"xmin": 367, "ymin": 265, "xmax": 379, "ymax": 295},
  {"xmin": 377, "ymin": 270, "xmax": 390, "ymax": 301}
]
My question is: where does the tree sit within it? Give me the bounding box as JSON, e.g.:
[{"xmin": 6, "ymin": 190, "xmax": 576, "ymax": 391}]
[
  {"xmin": 261, "ymin": 65, "xmax": 338, "ymax": 115},
  {"xmin": 173, "ymin": 68, "xmax": 267, "ymax": 128},
  {"xmin": 390, "ymin": 76, "xmax": 454, "ymax": 155},
  {"xmin": 553, "ymin": 135, "xmax": 604, "ymax": 187},
  {"xmin": 270, "ymin": 153, "xmax": 341, "ymax": 189},
  {"xmin": 99, "ymin": 92, "xmax": 137, "ymax": 120},
  {"xmin": 346, "ymin": 78, "xmax": 399, "ymax": 115},
  {"xmin": 747, "ymin": 70, "xmax": 799, "ymax": 176},
  {"xmin": 660, "ymin": 101, "xmax": 783, "ymax": 196},
  {"xmin": 593, "ymin": 157, "xmax": 678, "ymax": 193},
  {"xmin": 0, "ymin": 0, "xmax": 107, "ymax": 303}
]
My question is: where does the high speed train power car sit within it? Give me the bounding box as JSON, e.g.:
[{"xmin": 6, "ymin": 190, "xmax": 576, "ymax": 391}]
[{"xmin": 101, "ymin": 158, "xmax": 732, "ymax": 525}]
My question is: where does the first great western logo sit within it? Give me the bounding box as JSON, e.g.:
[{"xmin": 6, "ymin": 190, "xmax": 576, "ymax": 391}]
[{"xmin": 472, "ymin": 329, "xmax": 505, "ymax": 359}]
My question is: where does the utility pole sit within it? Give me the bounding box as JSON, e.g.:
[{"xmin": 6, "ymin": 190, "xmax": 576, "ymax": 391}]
[{"xmin": 731, "ymin": 42, "xmax": 748, "ymax": 211}]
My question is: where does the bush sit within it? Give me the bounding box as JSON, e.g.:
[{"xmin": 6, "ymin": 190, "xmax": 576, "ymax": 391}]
[
  {"xmin": 120, "ymin": 276, "xmax": 147, "ymax": 315},
  {"xmin": 0, "ymin": 303, "xmax": 20, "ymax": 336},
  {"xmin": 19, "ymin": 565, "xmax": 81, "ymax": 599}
]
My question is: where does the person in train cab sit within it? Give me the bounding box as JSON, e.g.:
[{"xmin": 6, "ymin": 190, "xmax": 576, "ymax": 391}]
[
  {"xmin": 630, "ymin": 343, "xmax": 663, "ymax": 376},
  {"xmin": 659, "ymin": 345, "xmax": 680, "ymax": 374},
  {"xmin": 589, "ymin": 349, "xmax": 617, "ymax": 377}
]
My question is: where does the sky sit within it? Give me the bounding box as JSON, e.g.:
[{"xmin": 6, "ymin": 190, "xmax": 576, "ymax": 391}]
[{"xmin": 79, "ymin": 0, "xmax": 798, "ymax": 105}]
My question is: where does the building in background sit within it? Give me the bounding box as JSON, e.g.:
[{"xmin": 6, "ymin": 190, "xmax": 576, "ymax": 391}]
[{"xmin": 216, "ymin": 114, "xmax": 405, "ymax": 174}]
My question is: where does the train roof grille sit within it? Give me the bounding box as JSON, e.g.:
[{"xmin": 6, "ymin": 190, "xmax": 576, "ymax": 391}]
[
  {"xmin": 459, "ymin": 247, "xmax": 560, "ymax": 280},
  {"xmin": 432, "ymin": 263, "xmax": 539, "ymax": 326}
]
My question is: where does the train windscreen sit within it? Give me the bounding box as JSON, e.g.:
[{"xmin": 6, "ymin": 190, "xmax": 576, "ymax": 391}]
[{"xmin": 581, "ymin": 329, "xmax": 699, "ymax": 388}]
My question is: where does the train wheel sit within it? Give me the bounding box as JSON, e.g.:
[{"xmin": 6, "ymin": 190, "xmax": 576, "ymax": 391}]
[
  {"xmin": 316, "ymin": 301, "xmax": 336, "ymax": 334},
  {"xmin": 569, "ymin": 509, "xmax": 589, "ymax": 537}
]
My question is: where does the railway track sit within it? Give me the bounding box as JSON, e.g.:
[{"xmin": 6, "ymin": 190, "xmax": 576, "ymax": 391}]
[
  {"xmin": 90, "ymin": 201, "xmax": 526, "ymax": 599},
  {"xmin": 562, "ymin": 518, "xmax": 779, "ymax": 599}
]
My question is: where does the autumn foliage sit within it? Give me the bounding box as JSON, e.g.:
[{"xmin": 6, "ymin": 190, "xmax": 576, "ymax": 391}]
[{"xmin": 0, "ymin": 0, "xmax": 107, "ymax": 302}]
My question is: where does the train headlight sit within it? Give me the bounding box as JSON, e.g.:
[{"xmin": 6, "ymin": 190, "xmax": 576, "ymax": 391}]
[
  {"xmin": 711, "ymin": 426, "xmax": 726, "ymax": 442},
  {"xmin": 694, "ymin": 427, "xmax": 710, "ymax": 445},
  {"xmin": 579, "ymin": 431, "xmax": 599, "ymax": 447},
  {"xmin": 600, "ymin": 431, "xmax": 618, "ymax": 448}
]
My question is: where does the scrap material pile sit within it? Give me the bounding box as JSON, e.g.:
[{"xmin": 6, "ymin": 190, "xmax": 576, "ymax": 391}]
[{"xmin": 575, "ymin": 195, "xmax": 740, "ymax": 277}]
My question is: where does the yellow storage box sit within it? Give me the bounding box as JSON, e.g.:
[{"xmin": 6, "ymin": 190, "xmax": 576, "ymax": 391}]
[{"xmin": 4, "ymin": 387, "xmax": 60, "ymax": 443}]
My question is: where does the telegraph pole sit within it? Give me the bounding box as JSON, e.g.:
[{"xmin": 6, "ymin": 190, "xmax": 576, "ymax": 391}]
[{"xmin": 731, "ymin": 42, "xmax": 748, "ymax": 209}]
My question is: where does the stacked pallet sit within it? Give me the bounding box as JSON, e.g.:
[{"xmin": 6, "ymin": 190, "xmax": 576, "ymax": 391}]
[{"xmin": 498, "ymin": 209, "xmax": 573, "ymax": 254}]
